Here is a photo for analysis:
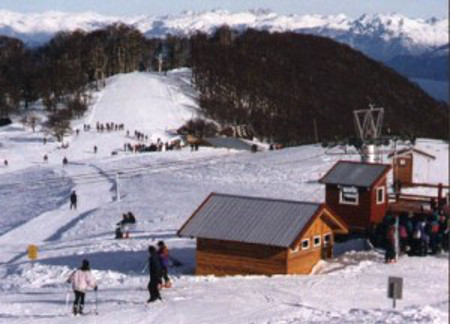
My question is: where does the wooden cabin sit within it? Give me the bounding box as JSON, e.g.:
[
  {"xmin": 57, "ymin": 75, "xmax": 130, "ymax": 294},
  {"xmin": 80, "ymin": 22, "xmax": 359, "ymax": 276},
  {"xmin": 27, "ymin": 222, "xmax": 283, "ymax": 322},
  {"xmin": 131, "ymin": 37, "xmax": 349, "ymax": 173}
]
[
  {"xmin": 387, "ymin": 148, "xmax": 436, "ymax": 186},
  {"xmin": 177, "ymin": 193, "xmax": 348, "ymax": 276},
  {"xmin": 319, "ymin": 161, "xmax": 391, "ymax": 232}
]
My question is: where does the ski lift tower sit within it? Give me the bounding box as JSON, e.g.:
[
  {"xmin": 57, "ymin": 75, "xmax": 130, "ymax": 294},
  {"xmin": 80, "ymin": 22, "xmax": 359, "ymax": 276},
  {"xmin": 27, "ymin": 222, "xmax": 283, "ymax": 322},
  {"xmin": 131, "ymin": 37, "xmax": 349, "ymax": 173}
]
[
  {"xmin": 158, "ymin": 53, "xmax": 164, "ymax": 73},
  {"xmin": 354, "ymin": 104, "xmax": 384, "ymax": 163}
]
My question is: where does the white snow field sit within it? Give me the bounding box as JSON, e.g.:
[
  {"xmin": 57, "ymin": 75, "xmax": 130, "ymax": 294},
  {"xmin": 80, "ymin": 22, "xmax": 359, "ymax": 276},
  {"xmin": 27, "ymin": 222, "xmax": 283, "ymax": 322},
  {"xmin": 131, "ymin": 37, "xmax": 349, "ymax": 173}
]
[{"xmin": 0, "ymin": 71, "xmax": 448, "ymax": 324}]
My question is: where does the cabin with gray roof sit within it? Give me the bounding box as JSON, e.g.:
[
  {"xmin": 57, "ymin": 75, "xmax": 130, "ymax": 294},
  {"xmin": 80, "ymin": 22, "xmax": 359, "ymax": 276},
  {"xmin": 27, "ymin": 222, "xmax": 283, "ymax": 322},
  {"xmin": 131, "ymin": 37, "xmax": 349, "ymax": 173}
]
[
  {"xmin": 319, "ymin": 160, "xmax": 391, "ymax": 231},
  {"xmin": 178, "ymin": 193, "xmax": 348, "ymax": 276}
]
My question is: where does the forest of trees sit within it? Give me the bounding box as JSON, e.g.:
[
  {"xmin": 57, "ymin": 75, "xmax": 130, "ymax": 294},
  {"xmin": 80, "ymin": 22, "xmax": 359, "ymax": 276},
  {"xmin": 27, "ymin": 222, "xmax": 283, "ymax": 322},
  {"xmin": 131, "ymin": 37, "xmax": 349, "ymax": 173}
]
[
  {"xmin": 0, "ymin": 24, "xmax": 446, "ymax": 143},
  {"xmin": 190, "ymin": 27, "xmax": 447, "ymax": 144},
  {"xmin": 0, "ymin": 24, "xmax": 190, "ymax": 139}
]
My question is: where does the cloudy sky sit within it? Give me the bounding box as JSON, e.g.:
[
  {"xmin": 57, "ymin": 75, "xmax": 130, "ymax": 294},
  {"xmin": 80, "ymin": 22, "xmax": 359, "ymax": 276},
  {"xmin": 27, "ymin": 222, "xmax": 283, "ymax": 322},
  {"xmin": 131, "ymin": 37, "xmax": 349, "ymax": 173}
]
[{"xmin": 0, "ymin": 0, "xmax": 447, "ymax": 18}]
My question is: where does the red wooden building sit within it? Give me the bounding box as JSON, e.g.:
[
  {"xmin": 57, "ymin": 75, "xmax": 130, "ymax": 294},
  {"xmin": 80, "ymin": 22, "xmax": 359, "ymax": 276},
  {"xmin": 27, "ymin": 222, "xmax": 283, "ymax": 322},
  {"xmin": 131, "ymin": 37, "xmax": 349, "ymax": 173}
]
[
  {"xmin": 178, "ymin": 193, "xmax": 348, "ymax": 276},
  {"xmin": 319, "ymin": 161, "xmax": 391, "ymax": 232}
]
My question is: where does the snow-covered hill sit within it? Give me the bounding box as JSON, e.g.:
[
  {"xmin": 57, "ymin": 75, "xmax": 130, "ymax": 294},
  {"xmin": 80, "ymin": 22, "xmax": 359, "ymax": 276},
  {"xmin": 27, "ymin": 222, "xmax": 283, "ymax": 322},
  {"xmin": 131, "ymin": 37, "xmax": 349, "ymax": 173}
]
[
  {"xmin": 0, "ymin": 68, "xmax": 448, "ymax": 323},
  {"xmin": 0, "ymin": 10, "xmax": 447, "ymax": 60}
]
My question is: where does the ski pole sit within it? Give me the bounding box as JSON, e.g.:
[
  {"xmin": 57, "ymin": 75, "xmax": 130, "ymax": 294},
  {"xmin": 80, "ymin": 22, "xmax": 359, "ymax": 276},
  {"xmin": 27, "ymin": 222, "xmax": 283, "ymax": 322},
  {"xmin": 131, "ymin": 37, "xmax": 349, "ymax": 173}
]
[
  {"xmin": 141, "ymin": 260, "xmax": 149, "ymax": 274},
  {"xmin": 65, "ymin": 285, "xmax": 71, "ymax": 314},
  {"xmin": 95, "ymin": 289, "xmax": 99, "ymax": 315}
]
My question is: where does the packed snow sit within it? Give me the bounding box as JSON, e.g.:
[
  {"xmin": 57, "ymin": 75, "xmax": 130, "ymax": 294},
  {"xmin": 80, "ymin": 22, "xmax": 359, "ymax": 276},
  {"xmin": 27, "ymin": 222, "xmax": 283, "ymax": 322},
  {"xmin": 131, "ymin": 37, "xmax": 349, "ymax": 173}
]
[{"xmin": 0, "ymin": 70, "xmax": 448, "ymax": 323}]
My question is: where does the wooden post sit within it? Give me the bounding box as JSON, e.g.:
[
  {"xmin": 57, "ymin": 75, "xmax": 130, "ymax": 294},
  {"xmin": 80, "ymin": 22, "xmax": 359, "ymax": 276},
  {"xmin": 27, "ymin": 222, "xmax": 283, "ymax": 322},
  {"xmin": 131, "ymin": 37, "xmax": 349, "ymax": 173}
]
[
  {"xmin": 313, "ymin": 119, "xmax": 319, "ymax": 143},
  {"xmin": 438, "ymin": 183, "xmax": 443, "ymax": 203}
]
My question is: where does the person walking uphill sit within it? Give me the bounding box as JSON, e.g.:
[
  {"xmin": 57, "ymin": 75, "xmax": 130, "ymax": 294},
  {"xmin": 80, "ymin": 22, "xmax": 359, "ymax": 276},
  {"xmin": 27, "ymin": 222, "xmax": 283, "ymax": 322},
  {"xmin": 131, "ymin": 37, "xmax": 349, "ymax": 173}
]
[
  {"xmin": 147, "ymin": 245, "xmax": 163, "ymax": 303},
  {"xmin": 70, "ymin": 190, "xmax": 77, "ymax": 210},
  {"xmin": 67, "ymin": 259, "xmax": 97, "ymax": 315}
]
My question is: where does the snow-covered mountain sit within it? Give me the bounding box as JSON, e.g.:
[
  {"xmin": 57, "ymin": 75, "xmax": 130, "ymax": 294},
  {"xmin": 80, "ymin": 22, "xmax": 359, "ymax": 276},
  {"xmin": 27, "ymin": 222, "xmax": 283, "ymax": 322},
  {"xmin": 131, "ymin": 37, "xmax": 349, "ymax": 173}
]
[{"xmin": 0, "ymin": 10, "xmax": 447, "ymax": 60}]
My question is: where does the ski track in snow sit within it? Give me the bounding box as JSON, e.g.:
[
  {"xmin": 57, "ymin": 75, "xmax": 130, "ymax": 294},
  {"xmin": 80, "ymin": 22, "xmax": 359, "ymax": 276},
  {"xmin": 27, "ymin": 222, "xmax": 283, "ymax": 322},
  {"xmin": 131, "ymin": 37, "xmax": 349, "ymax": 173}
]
[{"xmin": 0, "ymin": 71, "xmax": 448, "ymax": 324}]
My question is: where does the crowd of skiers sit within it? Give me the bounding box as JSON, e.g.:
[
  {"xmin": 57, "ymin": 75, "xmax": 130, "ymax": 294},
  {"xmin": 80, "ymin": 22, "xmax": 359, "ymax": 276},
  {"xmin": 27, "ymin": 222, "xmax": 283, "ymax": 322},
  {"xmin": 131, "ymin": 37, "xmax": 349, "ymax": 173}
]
[
  {"xmin": 379, "ymin": 201, "xmax": 450, "ymax": 263},
  {"xmin": 123, "ymin": 139, "xmax": 182, "ymax": 153},
  {"xmin": 96, "ymin": 122, "xmax": 124, "ymax": 132}
]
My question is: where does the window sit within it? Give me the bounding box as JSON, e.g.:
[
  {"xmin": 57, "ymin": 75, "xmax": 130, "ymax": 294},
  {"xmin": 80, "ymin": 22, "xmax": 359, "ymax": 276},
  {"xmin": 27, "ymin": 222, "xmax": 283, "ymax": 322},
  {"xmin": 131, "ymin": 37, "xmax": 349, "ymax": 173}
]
[
  {"xmin": 323, "ymin": 233, "xmax": 331, "ymax": 245},
  {"xmin": 301, "ymin": 239, "xmax": 310, "ymax": 250},
  {"xmin": 290, "ymin": 245, "xmax": 299, "ymax": 253},
  {"xmin": 313, "ymin": 235, "xmax": 321, "ymax": 247},
  {"xmin": 376, "ymin": 186, "xmax": 385, "ymax": 204},
  {"xmin": 399, "ymin": 159, "xmax": 406, "ymax": 166},
  {"xmin": 339, "ymin": 186, "xmax": 359, "ymax": 205}
]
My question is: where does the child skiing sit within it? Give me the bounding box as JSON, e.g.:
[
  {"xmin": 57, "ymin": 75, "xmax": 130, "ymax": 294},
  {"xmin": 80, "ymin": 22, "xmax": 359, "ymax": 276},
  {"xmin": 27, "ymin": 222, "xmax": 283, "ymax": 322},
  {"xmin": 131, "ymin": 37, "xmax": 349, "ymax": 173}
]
[
  {"xmin": 67, "ymin": 259, "xmax": 97, "ymax": 315},
  {"xmin": 157, "ymin": 241, "xmax": 172, "ymax": 288}
]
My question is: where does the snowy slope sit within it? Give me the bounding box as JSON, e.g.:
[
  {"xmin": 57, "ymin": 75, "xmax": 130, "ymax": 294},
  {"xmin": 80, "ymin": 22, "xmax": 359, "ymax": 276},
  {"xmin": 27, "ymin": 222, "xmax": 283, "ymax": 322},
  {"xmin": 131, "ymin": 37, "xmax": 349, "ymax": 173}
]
[
  {"xmin": 0, "ymin": 10, "xmax": 447, "ymax": 60},
  {"xmin": 88, "ymin": 70, "xmax": 197, "ymax": 139},
  {"xmin": 0, "ymin": 69, "xmax": 448, "ymax": 323},
  {"xmin": 0, "ymin": 70, "xmax": 197, "ymax": 174}
]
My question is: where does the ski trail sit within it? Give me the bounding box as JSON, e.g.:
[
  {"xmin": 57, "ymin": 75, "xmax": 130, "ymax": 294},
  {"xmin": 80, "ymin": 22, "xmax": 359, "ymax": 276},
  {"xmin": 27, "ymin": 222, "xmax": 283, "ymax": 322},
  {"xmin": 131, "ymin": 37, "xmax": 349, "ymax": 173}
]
[{"xmin": 0, "ymin": 163, "xmax": 112, "ymax": 265}]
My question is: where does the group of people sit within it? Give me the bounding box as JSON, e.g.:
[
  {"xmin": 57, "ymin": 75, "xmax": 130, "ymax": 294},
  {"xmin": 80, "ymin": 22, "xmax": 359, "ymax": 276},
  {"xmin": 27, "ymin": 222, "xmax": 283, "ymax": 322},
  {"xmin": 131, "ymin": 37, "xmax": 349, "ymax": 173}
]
[
  {"xmin": 96, "ymin": 122, "xmax": 124, "ymax": 132},
  {"xmin": 66, "ymin": 240, "xmax": 173, "ymax": 315},
  {"xmin": 115, "ymin": 212, "xmax": 137, "ymax": 239},
  {"xmin": 123, "ymin": 139, "xmax": 182, "ymax": 153},
  {"xmin": 380, "ymin": 202, "xmax": 449, "ymax": 263},
  {"xmin": 128, "ymin": 130, "xmax": 148, "ymax": 141}
]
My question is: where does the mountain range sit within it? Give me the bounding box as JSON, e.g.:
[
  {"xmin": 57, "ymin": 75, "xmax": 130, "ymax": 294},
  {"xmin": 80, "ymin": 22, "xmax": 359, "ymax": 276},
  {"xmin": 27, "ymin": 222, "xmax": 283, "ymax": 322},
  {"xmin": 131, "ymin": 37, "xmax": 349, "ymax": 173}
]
[{"xmin": 0, "ymin": 9, "xmax": 447, "ymax": 100}]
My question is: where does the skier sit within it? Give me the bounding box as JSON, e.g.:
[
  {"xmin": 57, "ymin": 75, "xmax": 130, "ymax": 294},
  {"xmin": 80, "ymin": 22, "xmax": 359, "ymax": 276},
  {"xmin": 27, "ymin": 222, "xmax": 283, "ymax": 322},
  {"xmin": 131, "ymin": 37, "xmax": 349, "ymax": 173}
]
[
  {"xmin": 147, "ymin": 245, "xmax": 163, "ymax": 303},
  {"xmin": 3, "ymin": 159, "xmax": 8, "ymax": 167},
  {"xmin": 70, "ymin": 191, "xmax": 77, "ymax": 210},
  {"xmin": 117, "ymin": 214, "xmax": 130, "ymax": 239},
  {"xmin": 67, "ymin": 259, "xmax": 97, "ymax": 315},
  {"xmin": 157, "ymin": 241, "xmax": 172, "ymax": 288},
  {"xmin": 62, "ymin": 156, "xmax": 68, "ymax": 167},
  {"xmin": 93, "ymin": 145, "xmax": 98, "ymax": 154},
  {"xmin": 43, "ymin": 154, "xmax": 48, "ymax": 163}
]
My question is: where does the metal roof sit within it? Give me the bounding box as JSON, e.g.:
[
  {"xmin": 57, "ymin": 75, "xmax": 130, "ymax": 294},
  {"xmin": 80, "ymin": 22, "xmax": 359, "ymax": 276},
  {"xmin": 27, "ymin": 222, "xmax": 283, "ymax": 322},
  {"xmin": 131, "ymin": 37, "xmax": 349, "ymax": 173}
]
[
  {"xmin": 387, "ymin": 148, "xmax": 436, "ymax": 160},
  {"xmin": 178, "ymin": 193, "xmax": 321, "ymax": 248},
  {"xmin": 204, "ymin": 137, "xmax": 254, "ymax": 151},
  {"xmin": 320, "ymin": 161, "xmax": 390, "ymax": 188}
]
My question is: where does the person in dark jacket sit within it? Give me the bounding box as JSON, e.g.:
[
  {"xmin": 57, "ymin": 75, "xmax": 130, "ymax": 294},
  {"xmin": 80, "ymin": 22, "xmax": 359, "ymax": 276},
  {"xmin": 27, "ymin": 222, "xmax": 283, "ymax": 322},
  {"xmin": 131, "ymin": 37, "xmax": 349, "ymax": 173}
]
[
  {"xmin": 70, "ymin": 191, "xmax": 77, "ymax": 210},
  {"xmin": 385, "ymin": 219, "xmax": 397, "ymax": 263},
  {"xmin": 147, "ymin": 245, "xmax": 162, "ymax": 303}
]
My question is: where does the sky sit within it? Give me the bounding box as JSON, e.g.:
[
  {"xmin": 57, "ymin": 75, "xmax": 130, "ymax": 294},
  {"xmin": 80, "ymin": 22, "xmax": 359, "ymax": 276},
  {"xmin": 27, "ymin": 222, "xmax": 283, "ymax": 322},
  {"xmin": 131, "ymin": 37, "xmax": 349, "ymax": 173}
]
[{"xmin": 0, "ymin": 0, "xmax": 447, "ymax": 18}]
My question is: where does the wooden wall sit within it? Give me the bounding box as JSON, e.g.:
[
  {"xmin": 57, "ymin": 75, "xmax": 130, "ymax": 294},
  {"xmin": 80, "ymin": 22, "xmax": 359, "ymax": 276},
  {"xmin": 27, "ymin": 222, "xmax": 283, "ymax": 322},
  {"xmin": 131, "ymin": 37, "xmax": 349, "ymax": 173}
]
[
  {"xmin": 370, "ymin": 178, "xmax": 388, "ymax": 224},
  {"xmin": 196, "ymin": 238, "xmax": 287, "ymax": 276},
  {"xmin": 325, "ymin": 185, "xmax": 371, "ymax": 230},
  {"xmin": 393, "ymin": 155, "xmax": 413, "ymax": 185},
  {"xmin": 325, "ymin": 179, "xmax": 388, "ymax": 231},
  {"xmin": 287, "ymin": 213, "xmax": 334, "ymax": 274}
]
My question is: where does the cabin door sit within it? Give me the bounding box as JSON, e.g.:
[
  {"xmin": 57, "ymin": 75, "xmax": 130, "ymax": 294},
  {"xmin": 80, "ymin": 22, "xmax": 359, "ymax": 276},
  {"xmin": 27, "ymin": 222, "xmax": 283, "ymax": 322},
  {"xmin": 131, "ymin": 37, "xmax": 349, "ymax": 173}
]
[{"xmin": 321, "ymin": 245, "xmax": 332, "ymax": 259}]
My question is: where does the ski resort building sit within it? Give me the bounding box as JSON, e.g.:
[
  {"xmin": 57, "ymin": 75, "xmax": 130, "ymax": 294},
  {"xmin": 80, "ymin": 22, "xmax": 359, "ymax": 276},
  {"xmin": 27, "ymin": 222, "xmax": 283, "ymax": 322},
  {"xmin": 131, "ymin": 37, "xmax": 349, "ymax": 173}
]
[
  {"xmin": 387, "ymin": 148, "xmax": 436, "ymax": 186},
  {"xmin": 319, "ymin": 161, "xmax": 391, "ymax": 232},
  {"xmin": 178, "ymin": 193, "xmax": 348, "ymax": 276}
]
